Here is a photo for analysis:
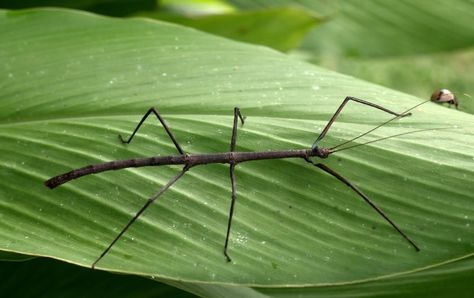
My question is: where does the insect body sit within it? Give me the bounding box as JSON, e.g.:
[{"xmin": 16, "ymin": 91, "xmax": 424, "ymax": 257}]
[
  {"xmin": 431, "ymin": 89, "xmax": 458, "ymax": 109},
  {"xmin": 45, "ymin": 97, "xmax": 425, "ymax": 269}
]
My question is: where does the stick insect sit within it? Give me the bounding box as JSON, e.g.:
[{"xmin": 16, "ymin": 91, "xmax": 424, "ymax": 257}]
[{"xmin": 45, "ymin": 97, "xmax": 431, "ymax": 268}]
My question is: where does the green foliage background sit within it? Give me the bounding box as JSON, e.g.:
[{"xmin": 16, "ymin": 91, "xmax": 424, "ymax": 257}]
[{"xmin": 1, "ymin": 1, "xmax": 473, "ymax": 297}]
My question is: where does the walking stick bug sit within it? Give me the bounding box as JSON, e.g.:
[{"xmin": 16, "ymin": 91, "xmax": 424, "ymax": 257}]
[{"xmin": 45, "ymin": 97, "xmax": 440, "ymax": 268}]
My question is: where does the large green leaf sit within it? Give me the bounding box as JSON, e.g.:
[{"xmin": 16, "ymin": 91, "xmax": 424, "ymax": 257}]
[{"xmin": 0, "ymin": 8, "xmax": 473, "ymax": 296}]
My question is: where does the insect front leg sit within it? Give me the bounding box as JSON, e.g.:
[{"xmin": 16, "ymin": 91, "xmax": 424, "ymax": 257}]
[
  {"xmin": 313, "ymin": 97, "xmax": 410, "ymax": 148},
  {"xmin": 119, "ymin": 107, "xmax": 184, "ymax": 155}
]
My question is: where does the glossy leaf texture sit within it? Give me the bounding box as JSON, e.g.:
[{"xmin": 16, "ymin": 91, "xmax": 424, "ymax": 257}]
[{"xmin": 0, "ymin": 8, "xmax": 473, "ymax": 290}]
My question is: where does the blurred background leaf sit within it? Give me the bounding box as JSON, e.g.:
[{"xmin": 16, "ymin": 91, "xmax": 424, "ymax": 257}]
[{"xmin": 138, "ymin": 6, "xmax": 319, "ymax": 52}]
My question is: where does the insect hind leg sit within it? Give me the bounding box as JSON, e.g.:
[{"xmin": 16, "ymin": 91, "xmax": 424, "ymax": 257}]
[
  {"xmin": 91, "ymin": 165, "xmax": 190, "ymax": 269},
  {"xmin": 304, "ymin": 158, "xmax": 420, "ymax": 252}
]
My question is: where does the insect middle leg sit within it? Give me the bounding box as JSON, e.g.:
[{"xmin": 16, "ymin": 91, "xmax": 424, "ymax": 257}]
[
  {"xmin": 119, "ymin": 107, "xmax": 184, "ymax": 155},
  {"xmin": 224, "ymin": 107, "xmax": 245, "ymax": 262}
]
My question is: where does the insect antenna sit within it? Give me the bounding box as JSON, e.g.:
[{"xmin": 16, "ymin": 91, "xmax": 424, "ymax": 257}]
[
  {"xmin": 330, "ymin": 127, "xmax": 455, "ymax": 153},
  {"xmin": 329, "ymin": 100, "xmax": 431, "ymax": 152}
]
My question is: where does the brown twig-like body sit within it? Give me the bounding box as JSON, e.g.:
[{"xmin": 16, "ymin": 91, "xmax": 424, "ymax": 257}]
[
  {"xmin": 45, "ymin": 148, "xmax": 330, "ymax": 189},
  {"xmin": 45, "ymin": 97, "xmax": 423, "ymax": 268}
]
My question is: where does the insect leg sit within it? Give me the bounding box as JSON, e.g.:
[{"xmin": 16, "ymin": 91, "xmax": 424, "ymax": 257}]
[
  {"xmin": 304, "ymin": 159, "xmax": 420, "ymax": 251},
  {"xmin": 224, "ymin": 163, "xmax": 238, "ymax": 262},
  {"xmin": 314, "ymin": 97, "xmax": 410, "ymax": 147},
  {"xmin": 230, "ymin": 107, "xmax": 245, "ymax": 152},
  {"xmin": 91, "ymin": 165, "xmax": 190, "ymax": 269},
  {"xmin": 223, "ymin": 107, "xmax": 245, "ymax": 262},
  {"xmin": 119, "ymin": 107, "xmax": 184, "ymax": 155}
]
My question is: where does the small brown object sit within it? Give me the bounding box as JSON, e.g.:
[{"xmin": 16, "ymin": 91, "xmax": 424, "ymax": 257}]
[{"xmin": 431, "ymin": 89, "xmax": 458, "ymax": 109}]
